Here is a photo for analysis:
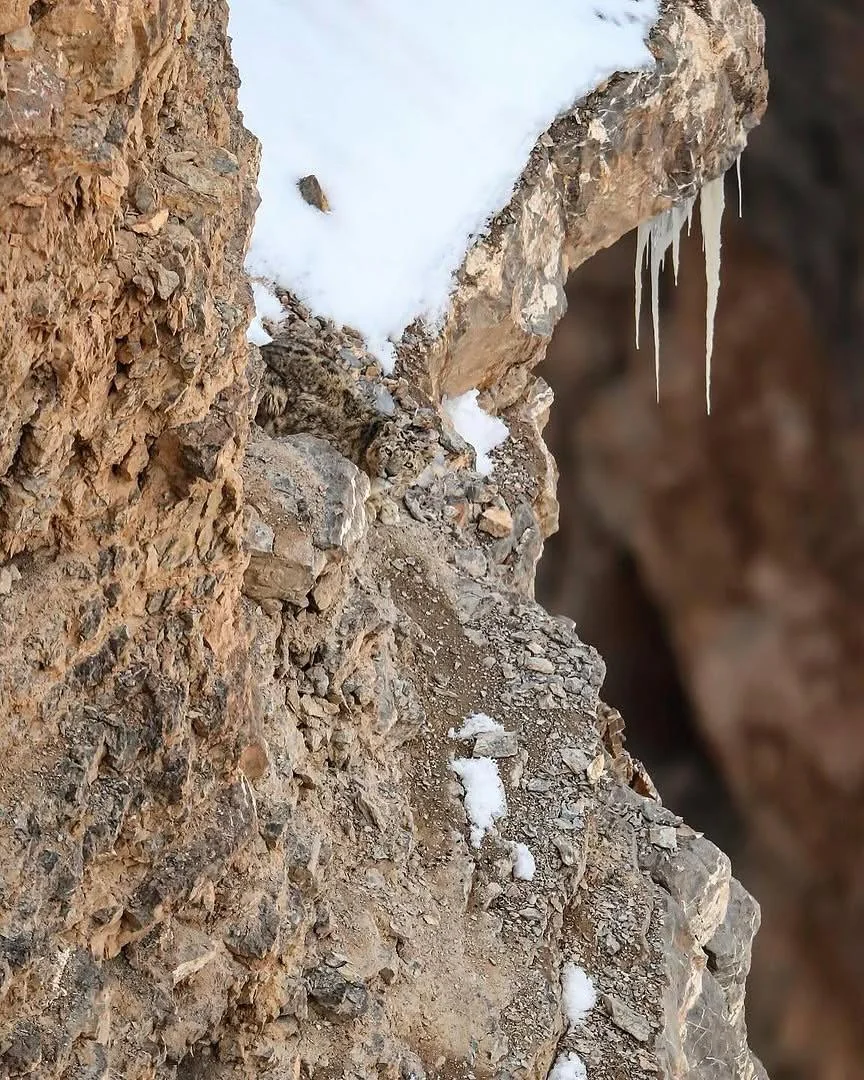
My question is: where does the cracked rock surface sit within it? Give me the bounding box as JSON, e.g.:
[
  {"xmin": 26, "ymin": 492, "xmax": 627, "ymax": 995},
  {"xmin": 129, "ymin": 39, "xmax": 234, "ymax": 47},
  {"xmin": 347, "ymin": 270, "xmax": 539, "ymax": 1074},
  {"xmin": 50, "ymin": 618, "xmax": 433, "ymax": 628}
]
[{"xmin": 0, "ymin": 0, "xmax": 767, "ymax": 1077}]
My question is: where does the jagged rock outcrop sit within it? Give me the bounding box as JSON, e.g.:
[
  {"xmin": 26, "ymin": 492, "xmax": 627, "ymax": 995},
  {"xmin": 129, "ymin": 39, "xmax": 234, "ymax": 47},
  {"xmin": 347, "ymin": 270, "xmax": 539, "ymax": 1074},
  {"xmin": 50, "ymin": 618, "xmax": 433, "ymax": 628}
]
[
  {"xmin": 0, "ymin": 1, "xmax": 766, "ymax": 1078},
  {"xmin": 416, "ymin": 0, "xmax": 768, "ymax": 411}
]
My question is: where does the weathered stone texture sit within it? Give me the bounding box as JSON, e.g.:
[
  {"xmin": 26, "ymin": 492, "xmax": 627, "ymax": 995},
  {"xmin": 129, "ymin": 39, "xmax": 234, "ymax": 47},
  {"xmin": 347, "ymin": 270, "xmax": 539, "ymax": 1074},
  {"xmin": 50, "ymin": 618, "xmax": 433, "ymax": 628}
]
[
  {"xmin": 0, "ymin": 0, "xmax": 255, "ymax": 620},
  {"xmin": 425, "ymin": 0, "xmax": 767, "ymax": 404},
  {"xmin": 0, "ymin": 0, "xmax": 768, "ymax": 1077}
]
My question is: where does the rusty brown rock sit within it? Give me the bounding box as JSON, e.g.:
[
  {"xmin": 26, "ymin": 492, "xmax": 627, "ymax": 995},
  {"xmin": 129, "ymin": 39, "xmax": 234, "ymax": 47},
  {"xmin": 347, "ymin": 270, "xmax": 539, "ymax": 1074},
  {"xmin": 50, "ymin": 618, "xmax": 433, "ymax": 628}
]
[
  {"xmin": 0, "ymin": 1, "xmax": 29, "ymax": 36},
  {"xmin": 0, "ymin": 0, "xmax": 769, "ymax": 1077},
  {"xmin": 296, "ymin": 174, "xmax": 331, "ymax": 213},
  {"xmin": 479, "ymin": 504, "xmax": 514, "ymax": 538}
]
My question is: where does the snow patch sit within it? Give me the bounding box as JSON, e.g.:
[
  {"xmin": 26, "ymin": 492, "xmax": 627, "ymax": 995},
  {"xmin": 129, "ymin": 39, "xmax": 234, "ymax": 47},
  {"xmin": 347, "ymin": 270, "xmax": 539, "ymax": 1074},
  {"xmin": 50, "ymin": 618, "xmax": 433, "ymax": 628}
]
[
  {"xmin": 562, "ymin": 963, "xmax": 596, "ymax": 1027},
  {"xmin": 229, "ymin": 1, "xmax": 659, "ymax": 365},
  {"xmin": 246, "ymin": 281, "xmax": 284, "ymax": 346},
  {"xmin": 449, "ymin": 713, "xmax": 504, "ymax": 740},
  {"xmin": 549, "ymin": 1052, "xmax": 588, "ymax": 1080},
  {"xmin": 246, "ymin": 318, "xmax": 272, "ymax": 348},
  {"xmin": 450, "ymin": 757, "xmax": 507, "ymax": 847},
  {"xmin": 442, "ymin": 390, "xmax": 509, "ymax": 476},
  {"xmin": 512, "ymin": 842, "xmax": 536, "ymax": 881}
]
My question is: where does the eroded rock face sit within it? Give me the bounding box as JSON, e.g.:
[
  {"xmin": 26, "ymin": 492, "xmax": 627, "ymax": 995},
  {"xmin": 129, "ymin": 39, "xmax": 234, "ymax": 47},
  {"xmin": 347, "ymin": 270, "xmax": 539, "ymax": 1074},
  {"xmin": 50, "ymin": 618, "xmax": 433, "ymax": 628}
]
[
  {"xmin": 230, "ymin": 340, "xmax": 767, "ymax": 1079},
  {"xmin": 425, "ymin": 0, "xmax": 767, "ymax": 406},
  {"xmin": 0, "ymin": 0, "xmax": 768, "ymax": 1077},
  {"xmin": 0, "ymin": 0, "xmax": 257, "ymax": 660}
]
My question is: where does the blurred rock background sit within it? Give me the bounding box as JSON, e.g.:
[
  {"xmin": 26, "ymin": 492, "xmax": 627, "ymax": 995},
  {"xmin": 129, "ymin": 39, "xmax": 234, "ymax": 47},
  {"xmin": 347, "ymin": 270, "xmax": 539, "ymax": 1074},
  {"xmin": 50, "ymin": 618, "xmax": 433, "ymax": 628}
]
[{"xmin": 537, "ymin": 3, "xmax": 864, "ymax": 1078}]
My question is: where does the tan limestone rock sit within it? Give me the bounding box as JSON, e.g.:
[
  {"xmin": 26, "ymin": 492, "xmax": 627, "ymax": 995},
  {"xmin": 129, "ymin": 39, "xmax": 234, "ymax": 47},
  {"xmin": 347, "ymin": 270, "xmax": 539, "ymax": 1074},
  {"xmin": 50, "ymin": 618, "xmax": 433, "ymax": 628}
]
[{"xmin": 0, "ymin": 1, "xmax": 768, "ymax": 1078}]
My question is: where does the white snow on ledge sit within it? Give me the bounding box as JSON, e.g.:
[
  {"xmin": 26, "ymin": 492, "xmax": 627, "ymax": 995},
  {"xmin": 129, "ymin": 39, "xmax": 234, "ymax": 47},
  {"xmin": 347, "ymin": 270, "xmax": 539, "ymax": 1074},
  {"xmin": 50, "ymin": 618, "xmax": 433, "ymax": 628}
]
[
  {"xmin": 442, "ymin": 390, "xmax": 509, "ymax": 476},
  {"xmin": 229, "ymin": 0, "xmax": 659, "ymax": 368}
]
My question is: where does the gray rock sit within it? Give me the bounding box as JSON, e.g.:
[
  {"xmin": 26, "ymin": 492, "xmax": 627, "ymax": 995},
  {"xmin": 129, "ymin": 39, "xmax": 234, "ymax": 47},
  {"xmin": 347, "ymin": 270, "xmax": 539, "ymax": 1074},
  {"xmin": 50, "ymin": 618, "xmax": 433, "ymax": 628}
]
[
  {"xmin": 649, "ymin": 825, "xmax": 679, "ymax": 851},
  {"xmin": 705, "ymin": 877, "xmax": 762, "ymax": 1023},
  {"xmin": 473, "ymin": 730, "xmax": 519, "ymax": 758},
  {"xmin": 224, "ymin": 896, "xmax": 281, "ymax": 960},
  {"xmin": 155, "ymin": 266, "xmax": 181, "ymax": 299},
  {"xmin": 523, "ymin": 656, "xmax": 554, "ymax": 674},
  {"xmin": 647, "ymin": 835, "xmax": 732, "ymax": 946},
  {"xmin": 455, "ymin": 547, "xmax": 488, "ymax": 579},
  {"xmin": 306, "ymin": 965, "xmax": 370, "ymax": 1021},
  {"xmin": 601, "ymin": 992, "xmax": 652, "ymax": 1043},
  {"xmin": 560, "ymin": 747, "xmax": 591, "ymax": 776},
  {"xmin": 242, "ymin": 435, "xmax": 369, "ymax": 604}
]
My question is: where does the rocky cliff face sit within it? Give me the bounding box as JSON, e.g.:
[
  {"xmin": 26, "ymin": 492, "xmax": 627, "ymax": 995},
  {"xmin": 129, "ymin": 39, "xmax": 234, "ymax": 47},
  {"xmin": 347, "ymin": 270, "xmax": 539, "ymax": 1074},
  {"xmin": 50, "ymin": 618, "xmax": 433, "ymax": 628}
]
[{"xmin": 0, "ymin": 2, "xmax": 767, "ymax": 1078}]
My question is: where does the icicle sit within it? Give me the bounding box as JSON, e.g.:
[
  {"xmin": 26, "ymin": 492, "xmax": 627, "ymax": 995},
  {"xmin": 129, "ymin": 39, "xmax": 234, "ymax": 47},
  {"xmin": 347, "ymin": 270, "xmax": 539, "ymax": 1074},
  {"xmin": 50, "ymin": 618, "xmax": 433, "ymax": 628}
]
[
  {"xmin": 671, "ymin": 197, "xmax": 696, "ymax": 285},
  {"xmin": 634, "ymin": 222, "xmax": 650, "ymax": 350},
  {"xmin": 633, "ymin": 176, "xmax": 728, "ymax": 413},
  {"xmin": 650, "ymin": 210, "xmax": 684, "ymax": 401},
  {"xmin": 671, "ymin": 208, "xmax": 682, "ymax": 285},
  {"xmin": 700, "ymin": 174, "xmax": 726, "ymax": 415},
  {"xmin": 650, "ymin": 225, "xmax": 662, "ymax": 402},
  {"xmin": 735, "ymin": 153, "xmax": 743, "ymax": 218},
  {"xmin": 649, "ymin": 211, "xmax": 672, "ymax": 402},
  {"xmin": 634, "ymin": 200, "xmax": 694, "ymax": 401}
]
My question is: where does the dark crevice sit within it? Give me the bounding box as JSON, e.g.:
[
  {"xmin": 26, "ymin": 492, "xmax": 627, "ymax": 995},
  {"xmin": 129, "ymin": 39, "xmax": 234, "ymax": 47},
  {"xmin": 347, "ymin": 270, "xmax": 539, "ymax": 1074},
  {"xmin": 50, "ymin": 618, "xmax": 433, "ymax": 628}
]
[{"xmin": 28, "ymin": 2, "xmax": 53, "ymax": 23}]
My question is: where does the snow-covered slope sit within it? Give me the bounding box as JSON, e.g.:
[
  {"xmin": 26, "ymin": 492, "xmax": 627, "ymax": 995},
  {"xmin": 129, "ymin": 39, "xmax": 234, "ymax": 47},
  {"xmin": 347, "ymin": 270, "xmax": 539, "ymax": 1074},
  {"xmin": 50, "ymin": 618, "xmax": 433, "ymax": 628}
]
[{"xmin": 229, "ymin": 0, "xmax": 659, "ymax": 366}]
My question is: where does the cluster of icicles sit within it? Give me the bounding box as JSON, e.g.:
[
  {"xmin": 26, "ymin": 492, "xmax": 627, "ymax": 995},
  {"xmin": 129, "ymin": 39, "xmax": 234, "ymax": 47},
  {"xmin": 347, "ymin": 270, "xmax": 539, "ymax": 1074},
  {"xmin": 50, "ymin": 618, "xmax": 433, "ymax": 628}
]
[{"xmin": 634, "ymin": 156, "xmax": 741, "ymax": 413}]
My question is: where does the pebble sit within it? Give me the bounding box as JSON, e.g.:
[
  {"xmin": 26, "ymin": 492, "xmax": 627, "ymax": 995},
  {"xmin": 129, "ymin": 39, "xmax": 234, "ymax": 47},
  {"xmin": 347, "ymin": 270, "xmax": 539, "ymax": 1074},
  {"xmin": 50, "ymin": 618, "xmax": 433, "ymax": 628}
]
[
  {"xmin": 479, "ymin": 505, "xmax": 513, "ymax": 537},
  {"xmin": 552, "ymin": 836, "xmax": 579, "ymax": 866},
  {"xmin": 601, "ymin": 993, "xmax": 653, "ymax": 1043},
  {"xmin": 523, "ymin": 656, "xmax": 554, "ymax": 674},
  {"xmin": 297, "ymin": 174, "xmax": 331, "ymax": 212},
  {"xmin": 560, "ymin": 747, "xmax": 591, "ymax": 776},
  {"xmin": 524, "ymin": 778, "xmax": 553, "ymax": 793},
  {"xmin": 649, "ymin": 825, "xmax": 678, "ymax": 851},
  {"xmin": 155, "ymin": 266, "xmax": 180, "ymax": 299},
  {"xmin": 586, "ymin": 753, "xmax": 606, "ymax": 782},
  {"xmin": 473, "ymin": 730, "xmax": 519, "ymax": 759},
  {"xmin": 379, "ymin": 499, "xmax": 400, "ymax": 525}
]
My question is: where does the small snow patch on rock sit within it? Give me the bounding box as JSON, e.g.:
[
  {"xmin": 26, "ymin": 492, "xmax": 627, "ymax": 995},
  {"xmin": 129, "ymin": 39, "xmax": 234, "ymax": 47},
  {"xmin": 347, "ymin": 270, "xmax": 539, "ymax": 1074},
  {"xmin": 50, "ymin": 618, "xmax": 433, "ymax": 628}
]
[
  {"xmin": 549, "ymin": 1052, "xmax": 588, "ymax": 1080},
  {"xmin": 512, "ymin": 842, "xmax": 536, "ymax": 881},
  {"xmin": 442, "ymin": 390, "xmax": 508, "ymax": 476},
  {"xmin": 450, "ymin": 757, "xmax": 507, "ymax": 847},
  {"xmin": 448, "ymin": 712, "xmax": 504, "ymax": 739},
  {"xmin": 562, "ymin": 962, "xmax": 596, "ymax": 1027}
]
